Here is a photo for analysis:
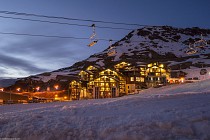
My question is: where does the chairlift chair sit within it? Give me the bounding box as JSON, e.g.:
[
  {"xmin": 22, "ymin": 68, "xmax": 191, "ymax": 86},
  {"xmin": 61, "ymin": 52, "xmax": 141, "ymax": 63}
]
[
  {"xmin": 87, "ymin": 24, "xmax": 98, "ymax": 47},
  {"xmin": 107, "ymin": 39, "xmax": 117, "ymax": 56},
  {"xmin": 186, "ymin": 49, "xmax": 197, "ymax": 55},
  {"xmin": 194, "ymin": 40, "xmax": 207, "ymax": 48},
  {"xmin": 194, "ymin": 34, "xmax": 208, "ymax": 48},
  {"xmin": 108, "ymin": 47, "xmax": 117, "ymax": 56},
  {"xmin": 89, "ymin": 24, "xmax": 96, "ymax": 39},
  {"xmin": 186, "ymin": 44, "xmax": 197, "ymax": 55},
  {"xmin": 88, "ymin": 40, "xmax": 98, "ymax": 47}
]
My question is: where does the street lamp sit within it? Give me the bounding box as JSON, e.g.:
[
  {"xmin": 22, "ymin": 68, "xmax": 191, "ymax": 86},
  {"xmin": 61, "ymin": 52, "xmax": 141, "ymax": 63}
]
[
  {"xmin": 54, "ymin": 94, "xmax": 58, "ymax": 100},
  {"xmin": 54, "ymin": 85, "xmax": 59, "ymax": 90},
  {"xmin": 16, "ymin": 88, "xmax": 21, "ymax": 92},
  {"xmin": 36, "ymin": 86, "xmax": 40, "ymax": 92},
  {"xmin": 0, "ymin": 88, "xmax": 4, "ymax": 92},
  {"xmin": 64, "ymin": 96, "xmax": 67, "ymax": 100}
]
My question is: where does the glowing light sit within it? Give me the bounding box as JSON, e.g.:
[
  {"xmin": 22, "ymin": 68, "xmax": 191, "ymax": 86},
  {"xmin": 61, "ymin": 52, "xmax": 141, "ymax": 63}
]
[
  {"xmin": 0, "ymin": 88, "xmax": 4, "ymax": 92},
  {"xmin": 147, "ymin": 64, "xmax": 152, "ymax": 67},
  {"xmin": 180, "ymin": 77, "xmax": 185, "ymax": 83},
  {"xmin": 16, "ymin": 88, "xmax": 21, "ymax": 92},
  {"xmin": 54, "ymin": 85, "xmax": 59, "ymax": 90},
  {"xmin": 64, "ymin": 96, "xmax": 67, "ymax": 99},
  {"xmin": 36, "ymin": 86, "xmax": 40, "ymax": 91},
  {"xmin": 159, "ymin": 64, "xmax": 164, "ymax": 68}
]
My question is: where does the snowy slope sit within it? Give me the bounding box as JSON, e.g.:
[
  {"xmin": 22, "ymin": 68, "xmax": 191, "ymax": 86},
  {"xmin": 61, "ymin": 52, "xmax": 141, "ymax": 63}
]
[
  {"xmin": 9, "ymin": 26, "xmax": 210, "ymax": 89},
  {"xmin": 1, "ymin": 80, "xmax": 210, "ymax": 139}
]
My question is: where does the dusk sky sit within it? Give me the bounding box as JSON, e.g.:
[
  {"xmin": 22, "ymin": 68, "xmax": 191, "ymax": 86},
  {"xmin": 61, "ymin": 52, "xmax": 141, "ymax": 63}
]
[{"xmin": 0, "ymin": 0, "xmax": 210, "ymax": 78}]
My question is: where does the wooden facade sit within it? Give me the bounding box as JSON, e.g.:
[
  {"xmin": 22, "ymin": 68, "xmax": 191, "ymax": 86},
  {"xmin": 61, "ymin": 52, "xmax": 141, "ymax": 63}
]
[{"xmin": 69, "ymin": 62, "xmax": 169, "ymax": 100}]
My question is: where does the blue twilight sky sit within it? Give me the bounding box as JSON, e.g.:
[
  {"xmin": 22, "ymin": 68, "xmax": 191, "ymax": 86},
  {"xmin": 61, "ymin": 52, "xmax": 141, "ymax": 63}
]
[{"xmin": 0, "ymin": 0, "xmax": 210, "ymax": 78}]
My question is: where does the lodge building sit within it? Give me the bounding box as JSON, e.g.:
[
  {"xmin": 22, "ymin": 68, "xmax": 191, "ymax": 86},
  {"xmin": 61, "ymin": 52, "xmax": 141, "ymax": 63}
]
[{"xmin": 69, "ymin": 61, "xmax": 170, "ymax": 100}]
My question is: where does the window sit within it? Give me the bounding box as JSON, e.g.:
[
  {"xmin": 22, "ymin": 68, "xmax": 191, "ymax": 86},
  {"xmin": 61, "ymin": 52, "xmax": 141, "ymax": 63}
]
[
  {"xmin": 130, "ymin": 77, "xmax": 134, "ymax": 81},
  {"xmin": 136, "ymin": 77, "xmax": 144, "ymax": 82},
  {"xmin": 140, "ymin": 77, "xmax": 144, "ymax": 82}
]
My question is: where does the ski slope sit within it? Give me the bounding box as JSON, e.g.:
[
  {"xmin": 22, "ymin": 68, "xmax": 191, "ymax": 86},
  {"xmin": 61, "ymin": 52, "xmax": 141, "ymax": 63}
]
[{"xmin": 1, "ymin": 80, "xmax": 210, "ymax": 140}]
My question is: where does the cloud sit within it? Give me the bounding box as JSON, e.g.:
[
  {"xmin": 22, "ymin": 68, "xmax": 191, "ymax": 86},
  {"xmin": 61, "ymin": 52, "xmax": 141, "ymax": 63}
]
[
  {"xmin": 0, "ymin": 53, "xmax": 49, "ymax": 76},
  {"xmin": 0, "ymin": 23, "xmax": 102, "ymax": 78}
]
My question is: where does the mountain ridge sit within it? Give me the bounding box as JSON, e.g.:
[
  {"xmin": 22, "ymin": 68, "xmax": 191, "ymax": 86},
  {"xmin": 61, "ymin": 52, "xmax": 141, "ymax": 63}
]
[{"xmin": 5, "ymin": 26, "xmax": 210, "ymax": 89}]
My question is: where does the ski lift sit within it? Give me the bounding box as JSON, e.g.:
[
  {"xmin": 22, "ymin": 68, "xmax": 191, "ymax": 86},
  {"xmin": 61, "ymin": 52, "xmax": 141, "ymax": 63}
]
[
  {"xmin": 186, "ymin": 44, "xmax": 197, "ymax": 55},
  {"xmin": 87, "ymin": 24, "xmax": 98, "ymax": 47},
  {"xmin": 88, "ymin": 40, "xmax": 98, "ymax": 47},
  {"xmin": 107, "ymin": 39, "xmax": 117, "ymax": 56},
  {"xmin": 194, "ymin": 34, "xmax": 208, "ymax": 48}
]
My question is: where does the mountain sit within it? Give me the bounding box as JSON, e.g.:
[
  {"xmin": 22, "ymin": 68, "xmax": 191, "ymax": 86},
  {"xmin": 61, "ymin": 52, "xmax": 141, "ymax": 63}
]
[
  {"xmin": 7, "ymin": 26, "xmax": 210, "ymax": 90},
  {"xmin": 0, "ymin": 78, "xmax": 17, "ymax": 87}
]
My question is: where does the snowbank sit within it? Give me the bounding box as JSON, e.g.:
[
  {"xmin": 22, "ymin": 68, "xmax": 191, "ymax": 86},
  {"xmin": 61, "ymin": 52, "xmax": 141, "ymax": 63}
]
[{"xmin": 1, "ymin": 80, "xmax": 210, "ymax": 140}]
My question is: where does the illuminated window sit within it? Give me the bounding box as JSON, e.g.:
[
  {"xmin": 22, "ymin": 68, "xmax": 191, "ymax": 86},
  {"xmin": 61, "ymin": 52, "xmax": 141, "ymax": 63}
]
[
  {"xmin": 159, "ymin": 64, "xmax": 164, "ymax": 68},
  {"xmin": 156, "ymin": 73, "xmax": 160, "ymax": 76},
  {"xmin": 130, "ymin": 77, "xmax": 134, "ymax": 81},
  {"xmin": 110, "ymin": 78, "xmax": 115, "ymax": 82},
  {"xmin": 136, "ymin": 77, "xmax": 140, "ymax": 81},
  {"xmin": 136, "ymin": 77, "xmax": 144, "ymax": 82}
]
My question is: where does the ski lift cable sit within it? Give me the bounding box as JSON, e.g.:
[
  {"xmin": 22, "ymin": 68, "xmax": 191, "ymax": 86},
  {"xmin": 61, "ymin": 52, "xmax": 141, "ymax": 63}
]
[
  {"xmin": 0, "ymin": 10, "xmax": 152, "ymax": 27},
  {"xmin": 0, "ymin": 31, "xmax": 209, "ymax": 44},
  {"xmin": 0, "ymin": 31, "xmax": 114, "ymax": 41},
  {"xmin": 0, "ymin": 15, "xmax": 134, "ymax": 31}
]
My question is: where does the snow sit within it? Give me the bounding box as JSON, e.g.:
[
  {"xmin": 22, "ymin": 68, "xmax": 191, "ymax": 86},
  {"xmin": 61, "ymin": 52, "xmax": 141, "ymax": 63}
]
[
  {"xmin": 183, "ymin": 67, "xmax": 210, "ymax": 80},
  {"xmin": 23, "ymin": 27, "xmax": 210, "ymax": 84},
  {"xmin": 1, "ymin": 80, "xmax": 210, "ymax": 139},
  {"xmin": 96, "ymin": 60, "xmax": 105, "ymax": 67},
  {"xmin": 87, "ymin": 57, "xmax": 99, "ymax": 62}
]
